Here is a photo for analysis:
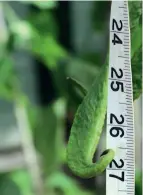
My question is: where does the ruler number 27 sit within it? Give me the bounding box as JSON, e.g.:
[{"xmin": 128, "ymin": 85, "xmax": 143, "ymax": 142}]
[{"xmin": 109, "ymin": 160, "xmax": 125, "ymax": 182}]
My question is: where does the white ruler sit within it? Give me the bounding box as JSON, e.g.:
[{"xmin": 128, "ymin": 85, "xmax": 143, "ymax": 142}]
[{"xmin": 106, "ymin": 1, "xmax": 135, "ymax": 195}]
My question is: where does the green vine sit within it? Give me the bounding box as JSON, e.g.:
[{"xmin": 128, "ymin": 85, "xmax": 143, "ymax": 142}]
[{"xmin": 66, "ymin": 1, "xmax": 142, "ymax": 178}]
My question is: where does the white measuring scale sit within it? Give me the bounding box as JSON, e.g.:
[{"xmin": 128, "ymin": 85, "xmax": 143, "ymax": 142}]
[{"xmin": 106, "ymin": 1, "xmax": 135, "ymax": 195}]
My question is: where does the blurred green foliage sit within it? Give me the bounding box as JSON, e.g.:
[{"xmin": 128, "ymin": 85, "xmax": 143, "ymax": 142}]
[
  {"xmin": 129, "ymin": 1, "xmax": 142, "ymax": 100},
  {"xmin": 0, "ymin": 174, "xmax": 22, "ymax": 195},
  {"xmin": 46, "ymin": 172, "xmax": 93, "ymax": 195},
  {"xmin": 22, "ymin": 1, "xmax": 57, "ymax": 10},
  {"xmin": 10, "ymin": 170, "xmax": 32, "ymax": 195},
  {"xmin": 92, "ymin": 1, "xmax": 111, "ymax": 32},
  {"xmin": 0, "ymin": 1, "xmax": 141, "ymax": 195},
  {"xmin": 34, "ymin": 98, "xmax": 66, "ymax": 175},
  {"xmin": 135, "ymin": 170, "xmax": 142, "ymax": 195}
]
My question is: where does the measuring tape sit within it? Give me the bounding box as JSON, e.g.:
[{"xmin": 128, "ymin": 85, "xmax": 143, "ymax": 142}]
[{"xmin": 106, "ymin": 1, "xmax": 135, "ymax": 195}]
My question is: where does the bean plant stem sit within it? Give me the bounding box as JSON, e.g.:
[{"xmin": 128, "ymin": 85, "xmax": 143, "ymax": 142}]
[{"xmin": 14, "ymin": 98, "xmax": 45, "ymax": 195}]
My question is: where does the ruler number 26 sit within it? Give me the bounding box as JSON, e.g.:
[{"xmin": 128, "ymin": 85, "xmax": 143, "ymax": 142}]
[
  {"xmin": 110, "ymin": 114, "xmax": 124, "ymax": 138},
  {"xmin": 112, "ymin": 18, "xmax": 123, "ymax": 45},
  {"xmin": 109, "ymin": 114, "xmax": 125, "ymax": 181}
]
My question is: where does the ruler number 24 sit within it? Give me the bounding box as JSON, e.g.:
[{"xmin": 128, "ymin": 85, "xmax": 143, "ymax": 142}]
[
  {"xmin": 111, "ymin": 18, "xmax": 124, "ymax": 92},
  {"xmin": 112, "ymin": 18, "xmax": 123, "ymax": 45}
]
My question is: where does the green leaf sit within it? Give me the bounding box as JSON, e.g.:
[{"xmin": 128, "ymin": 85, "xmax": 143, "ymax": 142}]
[
  {"xmin": 131, "ymin": 25, "xmax": 142, "ymax": 59},
  {"xmin": 129, "ymin": 1, "xmax": 142, "ymax": 29},
  {"xmin": 132, "ymin": 46, "xmax": 142, "ymax": 100}
]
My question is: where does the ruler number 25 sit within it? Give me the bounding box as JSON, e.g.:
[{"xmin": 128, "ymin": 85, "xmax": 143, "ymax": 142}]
[{"xmin": 110, "ymin": 67, "xmax": 124, "ymax": 92}]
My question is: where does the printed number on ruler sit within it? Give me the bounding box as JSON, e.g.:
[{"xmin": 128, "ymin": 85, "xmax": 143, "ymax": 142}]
[{"xmin": 106, "ymin": 1, "xmax": 135, "ymax": 195}]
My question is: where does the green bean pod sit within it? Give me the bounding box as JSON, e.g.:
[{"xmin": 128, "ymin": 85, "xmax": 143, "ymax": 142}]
[{"xmin": 67, "ymin": 64, "xmax": 115, "ymax": 178}]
